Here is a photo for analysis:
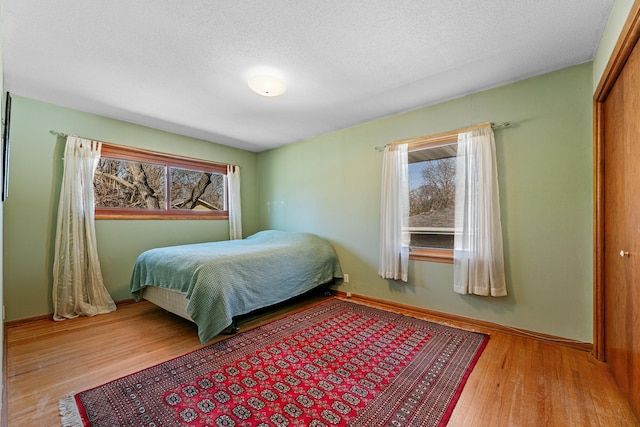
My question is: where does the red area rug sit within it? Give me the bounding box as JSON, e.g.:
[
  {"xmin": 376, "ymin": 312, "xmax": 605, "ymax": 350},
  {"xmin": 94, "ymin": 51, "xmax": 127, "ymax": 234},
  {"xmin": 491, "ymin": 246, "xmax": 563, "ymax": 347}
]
[{"xmin": 60, "ymin": 299, "xmax": 488, "ymax": 426}]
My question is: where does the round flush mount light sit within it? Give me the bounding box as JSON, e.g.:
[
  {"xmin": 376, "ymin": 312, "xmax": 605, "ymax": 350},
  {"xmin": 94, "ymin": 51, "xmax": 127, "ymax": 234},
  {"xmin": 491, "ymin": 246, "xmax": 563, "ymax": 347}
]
[{"xmin": 248, "ymin": 74, "xmax": 287, "ymax": 97}]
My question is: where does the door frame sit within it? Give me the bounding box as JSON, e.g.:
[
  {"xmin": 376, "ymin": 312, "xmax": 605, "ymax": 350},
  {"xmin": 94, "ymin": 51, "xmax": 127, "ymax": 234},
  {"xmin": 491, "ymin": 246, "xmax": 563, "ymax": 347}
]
[{"xmin": 593, "ymin": 0, "xmax": 640, "ymax": 361}]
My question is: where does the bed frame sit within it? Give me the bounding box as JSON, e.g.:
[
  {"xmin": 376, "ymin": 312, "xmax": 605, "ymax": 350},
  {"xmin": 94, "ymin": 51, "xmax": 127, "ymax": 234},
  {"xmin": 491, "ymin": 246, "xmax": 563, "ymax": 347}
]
[{"xmin": 141, "ymin": 280, "xmax": 335, "ymax": 334}]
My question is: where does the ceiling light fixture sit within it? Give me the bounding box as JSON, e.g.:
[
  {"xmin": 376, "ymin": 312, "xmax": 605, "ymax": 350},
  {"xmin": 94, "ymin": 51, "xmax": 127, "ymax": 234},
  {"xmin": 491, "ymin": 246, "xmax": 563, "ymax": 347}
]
[{"xmin": 248, "ymin": 74, "xmax": 287, "ymax": 97}]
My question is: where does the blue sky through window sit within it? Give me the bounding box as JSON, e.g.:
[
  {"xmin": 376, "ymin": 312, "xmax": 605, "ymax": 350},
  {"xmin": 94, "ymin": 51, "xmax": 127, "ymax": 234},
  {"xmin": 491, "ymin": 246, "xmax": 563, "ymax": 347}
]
[{"xmin": 409, "ymin": 163, "xmax": 426, "ymax": 190}]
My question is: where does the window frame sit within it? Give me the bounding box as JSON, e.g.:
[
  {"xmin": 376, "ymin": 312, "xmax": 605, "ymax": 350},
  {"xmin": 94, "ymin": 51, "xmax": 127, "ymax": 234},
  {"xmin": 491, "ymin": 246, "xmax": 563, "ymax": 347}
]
[
  {"xmin": 407, "ymin": 134, "xmax": 458, "ymax": 263},
  {"xmin": 95, "ymin": 143, "xmax": 229, "ymax": 220}
]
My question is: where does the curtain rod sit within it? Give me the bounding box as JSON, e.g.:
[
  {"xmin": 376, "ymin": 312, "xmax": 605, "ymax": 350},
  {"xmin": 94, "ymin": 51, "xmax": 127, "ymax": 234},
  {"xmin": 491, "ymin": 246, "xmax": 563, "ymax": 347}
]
[
  {"xmin": 49, "ymin": 130, "xmax": 239, "ymax": 168},
  {"xmin": 374, "ymin": 122, "xmax": 511, "ymax": 152},
  {"xmin": 50, "ymin": 130, "xmax": 106, "ymax": 142}
]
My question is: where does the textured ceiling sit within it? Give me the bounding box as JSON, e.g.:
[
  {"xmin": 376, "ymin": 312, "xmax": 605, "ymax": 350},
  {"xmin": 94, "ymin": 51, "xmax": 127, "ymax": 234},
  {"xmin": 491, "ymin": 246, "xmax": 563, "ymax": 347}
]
[{"xmin": 2, "ymin": 1, "xmax": 613, "ymax": 152}]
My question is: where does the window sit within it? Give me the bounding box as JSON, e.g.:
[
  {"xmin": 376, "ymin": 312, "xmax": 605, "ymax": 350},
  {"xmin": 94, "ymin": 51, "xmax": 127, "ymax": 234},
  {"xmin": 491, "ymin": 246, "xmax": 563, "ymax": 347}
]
[
  {"xmin": 407, "ymin": 135, "xmax": 457, "ymax": 262},
  {"xmin": 94, "ymin": 143, "xmax": 228, "ymax": 219}
]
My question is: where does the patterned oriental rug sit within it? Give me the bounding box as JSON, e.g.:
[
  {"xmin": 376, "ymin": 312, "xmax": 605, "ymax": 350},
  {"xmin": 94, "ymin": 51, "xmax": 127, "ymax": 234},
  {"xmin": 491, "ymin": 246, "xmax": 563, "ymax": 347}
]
[{"xmin": 60, "ymin": 299, "xmax": 488, "ymax": 426}]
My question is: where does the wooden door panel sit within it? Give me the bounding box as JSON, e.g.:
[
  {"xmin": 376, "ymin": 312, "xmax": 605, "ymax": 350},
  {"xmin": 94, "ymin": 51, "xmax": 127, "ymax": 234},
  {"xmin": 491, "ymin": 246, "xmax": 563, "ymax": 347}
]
[
  {"xmin": 626, "ymin": 40, "xmax": 640, "ymax": 413},
  {"xmin": 603, "ymin": 72, "xmax": 628, "ymax": 391},
  {"xmin": 603, "ymin": 36, "xmax": 640, "ymax": 417}
]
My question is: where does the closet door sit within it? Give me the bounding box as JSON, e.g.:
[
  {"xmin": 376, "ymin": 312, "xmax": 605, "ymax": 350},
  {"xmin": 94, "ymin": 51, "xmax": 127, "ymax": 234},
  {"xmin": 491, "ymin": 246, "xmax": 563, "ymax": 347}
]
[{"xmin": 602, "ymin": 36, "xmax": 640, "ymax": 418}]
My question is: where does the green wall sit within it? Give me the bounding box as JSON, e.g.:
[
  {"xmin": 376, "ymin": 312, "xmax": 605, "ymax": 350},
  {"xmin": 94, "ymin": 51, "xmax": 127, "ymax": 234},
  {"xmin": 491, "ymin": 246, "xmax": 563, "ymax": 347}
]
[
  {"xmin": 0, "ymin": 9, "xmax": 5, "ymax": 418},
  {"xmin": 593, "ymin": 0, "xmax": 635, "ymax": 91},
  {"xmin": 257, "ymin": 63, "xmax": 594, "ymax": 342},
  {"xmin": 2, "ymin": 64, "xmax": 595, "ymax": 342},
  {"xmin": 3, "ymin": 96, "xmax": 259, "ymax": 320}
]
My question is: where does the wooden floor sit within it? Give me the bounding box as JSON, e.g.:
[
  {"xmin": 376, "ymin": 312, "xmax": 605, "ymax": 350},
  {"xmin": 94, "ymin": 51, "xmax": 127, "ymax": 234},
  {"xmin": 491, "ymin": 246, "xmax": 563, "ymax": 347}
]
[{"xmin": 6, "ymin": 297, "xmax": 639, "ymax": 426}]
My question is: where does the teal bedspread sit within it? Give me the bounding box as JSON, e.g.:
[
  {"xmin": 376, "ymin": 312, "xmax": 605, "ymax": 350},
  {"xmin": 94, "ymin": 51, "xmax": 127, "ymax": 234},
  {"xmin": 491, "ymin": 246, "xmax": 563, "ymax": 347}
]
[{"xmin": 130, "ymin": 230, "xmax": 343, "ymax": 343}]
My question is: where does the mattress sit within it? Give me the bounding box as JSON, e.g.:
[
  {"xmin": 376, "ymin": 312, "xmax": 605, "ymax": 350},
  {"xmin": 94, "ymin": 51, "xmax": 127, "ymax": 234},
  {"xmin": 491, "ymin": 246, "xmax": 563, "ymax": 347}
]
[
  {"xmin": 130, "ymin": 230, "xmax": 343, "ymax": 342},
  {"xmin": 141, "ymin": 285, "xmax": 191, "ymax": 321}
]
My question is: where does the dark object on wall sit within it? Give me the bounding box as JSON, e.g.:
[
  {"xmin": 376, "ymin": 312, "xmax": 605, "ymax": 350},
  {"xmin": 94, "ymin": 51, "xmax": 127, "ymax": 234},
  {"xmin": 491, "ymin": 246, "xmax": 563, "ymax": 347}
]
[{"xmin": 2, "ymin": 92, "xmax": 11, "ymax": 201}]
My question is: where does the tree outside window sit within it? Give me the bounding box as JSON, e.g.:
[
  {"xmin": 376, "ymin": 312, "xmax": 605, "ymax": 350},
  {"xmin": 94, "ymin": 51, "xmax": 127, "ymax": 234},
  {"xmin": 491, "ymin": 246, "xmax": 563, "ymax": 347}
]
[
  {"xmin": 93, "ymin": 143, "xmax": 228, "ymax": 219},
  {"xmin": 409, "ymin": 156, "xmax": 456, "ymax": 249},
  {"xmin": 407, "ymin": 138, "xmax": 457, "ymax": 259}
]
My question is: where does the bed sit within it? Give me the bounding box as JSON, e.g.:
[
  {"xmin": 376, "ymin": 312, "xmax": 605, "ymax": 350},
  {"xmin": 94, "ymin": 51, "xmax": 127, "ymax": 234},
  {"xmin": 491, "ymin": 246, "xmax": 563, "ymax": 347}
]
[{"xmin": 130, "ymin": 230, "xmax": 343, "ymax": 343}]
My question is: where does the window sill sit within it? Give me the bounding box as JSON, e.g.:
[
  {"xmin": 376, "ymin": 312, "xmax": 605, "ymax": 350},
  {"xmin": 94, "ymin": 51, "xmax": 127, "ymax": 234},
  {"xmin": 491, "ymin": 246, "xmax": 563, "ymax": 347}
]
[
  {"xmin": 96, "ymin": 210, "xmax": 229, "ymax": 220},
  {"xmin": 409, "ymin": 248, "xmax": 453, "ymax": 263}
]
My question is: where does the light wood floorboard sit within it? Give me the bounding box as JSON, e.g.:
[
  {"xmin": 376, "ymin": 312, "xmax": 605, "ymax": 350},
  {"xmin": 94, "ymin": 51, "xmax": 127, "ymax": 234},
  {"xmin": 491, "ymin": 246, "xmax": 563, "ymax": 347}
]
[{"xmin": 6, "ymin": 297, "xmax": 639, "ymax": 426}]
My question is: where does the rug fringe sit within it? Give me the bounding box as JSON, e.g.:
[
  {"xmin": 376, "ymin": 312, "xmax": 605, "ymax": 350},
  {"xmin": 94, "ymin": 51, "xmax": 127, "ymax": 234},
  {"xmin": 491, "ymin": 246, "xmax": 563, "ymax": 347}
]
[{"xmin": 59, "ymin": 394, "xmax": 83, "ymax": 427}]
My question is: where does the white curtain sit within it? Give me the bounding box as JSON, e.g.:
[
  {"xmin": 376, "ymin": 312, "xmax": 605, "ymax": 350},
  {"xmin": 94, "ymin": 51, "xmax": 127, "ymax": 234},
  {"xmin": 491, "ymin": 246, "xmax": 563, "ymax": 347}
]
[
  {"xmin": 379, "ymin": 143, "xmax": 410, "ymax": 282},
  {"xmin": 453, "ymin": 127, "xmax": 507, "ymax": 296},
  {"xmin": 52, "ymin": 136, "xmax": 116, "ymax": 320},
  {"xmin": 227, "ymin": 164, "xmax": 242, "ymax": 240}
]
